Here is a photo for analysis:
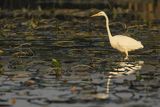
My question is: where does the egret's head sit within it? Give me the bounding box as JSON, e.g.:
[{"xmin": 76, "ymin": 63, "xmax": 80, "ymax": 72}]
[{"xmin": 91, "ymin": 11, "xmax": 106, "ymax": 17}]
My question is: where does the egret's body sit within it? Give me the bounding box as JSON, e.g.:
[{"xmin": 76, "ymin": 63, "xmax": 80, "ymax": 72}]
[{"xmin": 91, "ymin": 11, "xmax": 143, "ymax": 60}]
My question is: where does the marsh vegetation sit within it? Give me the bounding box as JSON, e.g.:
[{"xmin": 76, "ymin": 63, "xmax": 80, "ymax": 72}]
[{"xmin": 0, "ymin": 0, "xmax": 160, "ymax": 107}]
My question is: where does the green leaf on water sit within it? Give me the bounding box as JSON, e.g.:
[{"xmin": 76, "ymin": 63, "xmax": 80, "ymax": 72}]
[
  {"xmin": 52, "ymin": 58, "xmax": 62, "ymax": 77},
  {"xmin": 52, "ymin": 58, "xmax": 61, "ymax": 68}
]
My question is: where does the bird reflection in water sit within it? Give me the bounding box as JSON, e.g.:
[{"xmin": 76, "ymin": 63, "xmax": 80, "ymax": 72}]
[{"xmin": 96, "ymin": 60, "xmax": 144, "ymax": 99}]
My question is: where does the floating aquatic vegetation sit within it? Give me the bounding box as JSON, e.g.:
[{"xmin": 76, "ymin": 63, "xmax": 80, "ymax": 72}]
[
  {"xmin": 4, "ymin": 23, "xmax": 16, "ymax": 30},
  {"xmin": 27, "ymin": 18, "xmax": 40, "ymax": 29},
  {"xmin": 11, "ymin": 42, "xmax": 34, "ymax": 58},
  {"xmin": 12, "ymin": 51, "xmax": 30, "ymax": 58}
]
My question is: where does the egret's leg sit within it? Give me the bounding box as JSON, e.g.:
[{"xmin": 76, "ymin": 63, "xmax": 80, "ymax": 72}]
[{"xmin": 124, "ymin": 51, "xmax": 128, "ymax": 60}]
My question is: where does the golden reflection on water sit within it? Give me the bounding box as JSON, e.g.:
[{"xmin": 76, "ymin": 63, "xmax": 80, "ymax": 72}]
[{"xmin": 96, "ymin": 60, "xmax": 144, "ymax": 99}]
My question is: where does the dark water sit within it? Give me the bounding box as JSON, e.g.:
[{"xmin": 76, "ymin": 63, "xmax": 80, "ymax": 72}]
[{"xmin": 0, "ymin": 9, "xmax": 160, "ymax": 107}]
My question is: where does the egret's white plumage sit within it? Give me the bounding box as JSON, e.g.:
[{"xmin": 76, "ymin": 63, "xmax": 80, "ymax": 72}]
[{"xmin": 91, "ymin": 11, "xmax": 143, "ymax": 60}]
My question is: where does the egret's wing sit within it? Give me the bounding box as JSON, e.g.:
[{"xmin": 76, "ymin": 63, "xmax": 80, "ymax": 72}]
[{"xmin": 115, "ymin": 35, "xmax": 143, "ymax": 51}]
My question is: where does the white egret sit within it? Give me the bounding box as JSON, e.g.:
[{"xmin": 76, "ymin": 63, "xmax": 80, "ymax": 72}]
[{"xmin": 91, "ymin": 11, "xmax": 144, "ymax": 60}]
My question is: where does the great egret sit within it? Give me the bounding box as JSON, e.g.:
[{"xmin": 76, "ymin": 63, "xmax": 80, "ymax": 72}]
[{"xmin": 91, "ymin": 11, "xmax": 144, "ymax": 60}]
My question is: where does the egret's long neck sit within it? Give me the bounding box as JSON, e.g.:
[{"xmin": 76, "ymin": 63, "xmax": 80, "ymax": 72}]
[{"xmin": 104, "ymin": 14, "xmax": 112, "ymax": 40}]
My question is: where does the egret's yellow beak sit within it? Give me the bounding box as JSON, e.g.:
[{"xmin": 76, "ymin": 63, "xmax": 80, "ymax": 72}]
[{"xmin": 91, "ymin": 13, "xmax": 99, "ymax": 17}]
